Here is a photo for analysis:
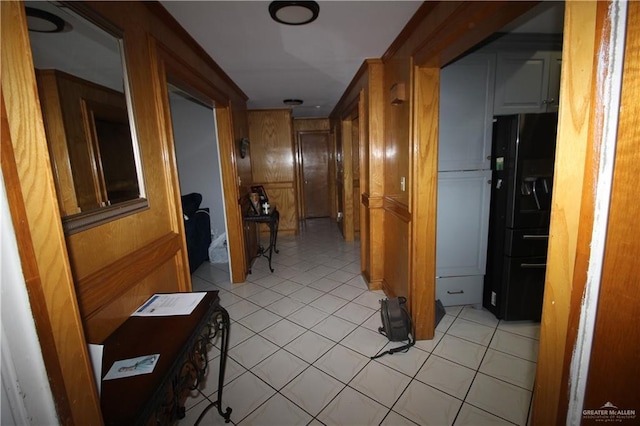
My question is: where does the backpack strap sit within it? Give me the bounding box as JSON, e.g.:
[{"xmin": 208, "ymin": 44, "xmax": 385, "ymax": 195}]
[{"xmin": 370, "ymin": 300, "xmax": 416, "ymax": 360}]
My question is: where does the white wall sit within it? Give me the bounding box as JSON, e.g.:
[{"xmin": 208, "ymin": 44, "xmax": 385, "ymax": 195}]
[
  {"xmin": 0, "ymin": 174, "xmax": 59, "ymax": 425},
  {"xmin": 168, "ymin": 92, "xmax": 227, "ymax": 240}
]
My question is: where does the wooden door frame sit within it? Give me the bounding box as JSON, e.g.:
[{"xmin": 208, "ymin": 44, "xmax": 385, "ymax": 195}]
[
  {"xmin": 339, "ymin": 98, "xmax": 360, "ymax": 242},
  {"xmin": 153, "ymin": 39, "xmax": 246, "ymax": 283},
  {"xmin": 409, "ymin": 1, "xmax": 611, "ymax": 424},
  {"xmin": 1, "ymin": 2, "xmax": 102, "ymax": 423},
  {"xmin": 296, "ymin": 130, "xmax": 331, "ymax": 220}
]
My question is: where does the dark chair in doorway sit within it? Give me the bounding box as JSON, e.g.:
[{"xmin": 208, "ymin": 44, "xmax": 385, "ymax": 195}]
[{"xmin": 181, "ymin": 193, "xmax": 211, "ymax": 273}]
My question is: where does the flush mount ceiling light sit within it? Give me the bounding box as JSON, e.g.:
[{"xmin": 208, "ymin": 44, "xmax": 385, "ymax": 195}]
[
  {"xmin": 283, "ymin": 99, "xmax": 304, "ymax": 106},
  {"xmin": 25, "ymin": 7, "xmax": 69, "ymax": 33},
  {"xmin": 269, "ymin": 1, "xmax": 319, "ymax": 26}
]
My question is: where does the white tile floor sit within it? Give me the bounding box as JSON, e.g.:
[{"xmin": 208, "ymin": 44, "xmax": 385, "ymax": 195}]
[{"xmin": 179, "ymin": 218, "xmax": 539, "ymax": 426}]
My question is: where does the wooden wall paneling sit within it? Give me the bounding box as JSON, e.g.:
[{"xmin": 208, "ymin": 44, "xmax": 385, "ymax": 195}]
[
  {"xmin": 367, "ymin": 60, "xmax": 386, "ymax": 290},
  {"xmin": 330, "ymin": 125, "xmax": 339, "ymax": 220},
  {"xmin": 1, "ymin": 2, "xmax": 102, "ymax": 422},
  {"xmin": 293, "ymin": 118, "xmax": 330, "ymax": 133},
  {"xmin": 384, "ymin": 55, "xmax": 412, "ymax": 207},
  {"xmin": 358, "ymin": 88, "xmax": 369, "ymax": 277},
  {"xmin": 259, "ymin": 183, "xmax": 297, "ymax": 235},
  {"xmin": 532, "ymin": 2, "xmax": 601, "ymax": 424},
  {"xmin": 249, "ymin": 109, "xmax": 295, "ymax": 182},
  {"xmin": 63, "ymin": 7, "xmax": 181, "ymax": 282},
  {"xmin": 341, "ymin": 115, "xmax": 355, "ymax": 241},
  {"xmin": 248, "ymin": 109, "xmax": 298, "ymax": 235},
  {"xmin": 382, "ymin": 199, "xmax": 411, "ymax": 298},
  {"xmin": 410, "ymin": 66, "xmax": 439, "ymax": 340},
  {"xmin": 582, "ymin": 1, "xmax": 640, "ymax": 413},
  {"xmin": 76, "ymin": 232, "xmax": 183, "ymax": 341},
  {"xmin": 83, "ymin": 257, "xmax": 185, "ymax": 343},
  {"xmin": 352, "ymin": 113, "xmax": 360, "ymax": 234}
]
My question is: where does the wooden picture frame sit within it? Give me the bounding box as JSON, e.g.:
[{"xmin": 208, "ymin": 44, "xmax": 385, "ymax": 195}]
[{"xmin": 250, "ymin": 185, "xmax": 268, "ymax": 203}]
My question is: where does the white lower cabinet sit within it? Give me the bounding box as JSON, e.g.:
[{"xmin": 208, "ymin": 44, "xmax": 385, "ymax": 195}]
[
  {"xmin": 436, "ymin": 276, "xmax": 484, "ymax": 307},
  {"xmin": 436, "ymin": 170, "xmax": 492, "ymax": 306}
]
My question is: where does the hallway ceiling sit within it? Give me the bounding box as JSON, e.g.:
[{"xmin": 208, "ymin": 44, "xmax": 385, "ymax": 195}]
[
  {"xmin": 160, "ymin": 1, "xmax": 423, "ymax": 118},
  {"xmin": 161, "ymin": 1, "xmax": 564, "ymax": 119}
]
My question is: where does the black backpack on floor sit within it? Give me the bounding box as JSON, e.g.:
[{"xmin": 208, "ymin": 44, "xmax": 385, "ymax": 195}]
[{"xmin": 371, "ymin": 297, "xmax": 415, "ymax": 359}]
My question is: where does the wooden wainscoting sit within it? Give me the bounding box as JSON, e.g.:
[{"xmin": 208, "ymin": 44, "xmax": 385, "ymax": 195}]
[{"xmin": 248, "ymin": 109, "xmax": 299, "ymax": 235}]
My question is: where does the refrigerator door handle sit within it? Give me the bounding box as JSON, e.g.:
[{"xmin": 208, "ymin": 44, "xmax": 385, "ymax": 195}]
[
  {"xmin": 520, "ymin": 262, "xmax": 547, "ymax": 268},
  {"xmin": 522, "ymin": 234, "xmax": 549, "ymax": 240}
]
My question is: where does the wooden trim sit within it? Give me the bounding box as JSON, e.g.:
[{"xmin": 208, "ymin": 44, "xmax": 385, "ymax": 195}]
[
  {"xmin": 215, "ymin": 106, "xmax": 247, "ymax": 283},
  {"xmin": 152, "ymin": 37, "xmax": 246, "ymax": 284},
  {"xmin": 143, "ymin": 2, "xmax": 248, "ymax": 101},
  {"xmin": 1, "ymin": 91, "xmax": 75, "ymax": 426},
  {"xmin": 383, "ymin": 196, "xmax": 412, "ymax": 223},
  {"xmin": 76, "ymin": 233, "xmax": 182, "ymax": 319},
  {"xmin": 364, "ymin": 194, "xmax": 384, "ymax": 209},
  {"xmin": 532, "ymin": 2, "xmax": 602, "ymax": 424},
  {"xmin": 412, "ymin": 2, "xmax": 539, "ymax": 67},
  {"xmin": 1, "ymin": 2, "xmax": 103, "ymax": 423},
  {"xmin": 382, "ymin": 2, "xmax": 439, "ymax": 62},
  {"xmin": 410, "ymin": 66, "xmax": 439, "ymax": 340},
  {"xmin": 330, "ymin": 59, "xmax": 369, "ymax": 118}
]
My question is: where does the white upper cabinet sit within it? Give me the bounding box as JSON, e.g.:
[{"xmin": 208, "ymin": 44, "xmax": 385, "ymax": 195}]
[
  {"xmin": 439, "ymin": 53, "xmax": 495, "ymax": 172},
  {"xmin": 493, "ymin": 50, "xmax": 562, "ymax": 115}
]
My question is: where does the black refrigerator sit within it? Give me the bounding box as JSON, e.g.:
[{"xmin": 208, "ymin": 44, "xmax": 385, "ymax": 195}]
[{"xmin": 483, "ymin": 113, "xmax": 558, "ymax": 321}]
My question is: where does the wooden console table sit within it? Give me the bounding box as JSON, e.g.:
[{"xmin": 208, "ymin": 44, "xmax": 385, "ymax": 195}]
[
  {"xmin": 100, "ymin": 291, "xmax": 232, "ymax": 425},
  {"xmin": 243, "ymin": 207, "xmax": 280, "ymax": 272}
]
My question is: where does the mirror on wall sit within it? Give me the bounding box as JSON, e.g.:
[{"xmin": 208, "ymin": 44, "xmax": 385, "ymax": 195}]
[{"xmin": 26, "ymin": 1, "xmax": 147, "ymax": 234}]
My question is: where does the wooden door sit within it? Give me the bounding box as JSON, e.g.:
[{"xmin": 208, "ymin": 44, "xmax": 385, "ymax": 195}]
[{"xmin": 300, "ymin": 132, "xmax": 330, "ymax": 218}]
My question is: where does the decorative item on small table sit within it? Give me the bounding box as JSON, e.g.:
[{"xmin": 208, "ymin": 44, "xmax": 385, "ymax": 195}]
[{"xmin": 249, "ymin": 192, "xmax": 261, "ymax": 215}]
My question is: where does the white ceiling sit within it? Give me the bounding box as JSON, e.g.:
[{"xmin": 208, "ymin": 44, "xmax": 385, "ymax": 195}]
[
  {"xmin": 160, "ymin": 1, "xmax": 424, "ymax": 118},
  {"xmin": 27, "ymin": 1, "xmax": 565, "ymax": 120}
]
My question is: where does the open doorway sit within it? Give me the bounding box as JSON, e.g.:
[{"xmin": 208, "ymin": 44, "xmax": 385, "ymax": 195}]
[{"xmin": 167, "ymin": 86, "xmax": 230, "ymax": 277}]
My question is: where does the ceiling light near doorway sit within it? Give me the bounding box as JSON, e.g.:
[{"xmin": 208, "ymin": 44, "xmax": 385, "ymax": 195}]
[
  {"xmin": 269, "ymin": 1, "xmax": 319, "ymax": 26},
  {"xmin": 283, "ymin": 98, "xmax": 304, "ymax": 106},
  {"xmin": 25, "ymin": 7, "xmax": 70, "ymax": 33}
]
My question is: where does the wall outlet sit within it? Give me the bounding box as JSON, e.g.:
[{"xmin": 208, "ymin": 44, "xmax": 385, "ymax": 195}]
[
  {"xmin": 491, "ymin": 291, "xmax": 497, "ymax": 306},
  {"xmin": 337, "ymin": 211, "xmax": 343, "ymax": 221}
]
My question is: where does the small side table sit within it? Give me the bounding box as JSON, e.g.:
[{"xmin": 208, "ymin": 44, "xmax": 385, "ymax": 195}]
[
  {"xmin": 100, "ymin": 291, "xmax": 232, "ymax": 425},
  {"xmin": 243, "ymin": 207, "xmax": 279, "ymax": 272}
]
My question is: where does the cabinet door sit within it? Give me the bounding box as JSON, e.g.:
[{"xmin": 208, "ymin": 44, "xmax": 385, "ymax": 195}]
[
  {"xmin": 494, "ymin": 52, "xmax": 550, "ymax": 115},
  {"xmin": 545, "ymin": 51, "xmax": 562, "ymax": 112},
  {"xmin": 436, "ymin": 170, "xmax": 492, "ymax": 278},
  {"xmin": 439, "ymin": 53, "xmax": 495, "ymax": 171}
]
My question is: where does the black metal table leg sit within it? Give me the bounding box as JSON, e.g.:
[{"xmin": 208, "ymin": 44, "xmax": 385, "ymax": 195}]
[{"xmin": 194, "ymin": 306, "xmax": 232, "ymax": 424}]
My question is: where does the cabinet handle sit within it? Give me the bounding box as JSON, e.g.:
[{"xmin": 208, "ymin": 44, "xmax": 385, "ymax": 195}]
[{"xmin": 447, "ymin": 290, "xmax": 464, "ymax": 295}]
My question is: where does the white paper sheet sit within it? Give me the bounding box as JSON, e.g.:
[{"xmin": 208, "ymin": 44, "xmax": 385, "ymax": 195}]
[
  {"xmin": 131, "ymin": 292, "xmax": 207, "ymax": 317},
  {"xmin": 103, "ymin": 354, "xmax": 160, "ymax": 381}
]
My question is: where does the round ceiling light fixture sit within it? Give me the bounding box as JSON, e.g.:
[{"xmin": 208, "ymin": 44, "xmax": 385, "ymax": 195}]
[
  {"xmin": 283, "ymin": 99, "xmax": 304, "ymax": 106},
  {"xmin": 269, "ymin": 1, "xmax": 319, "ymax": 26},
  {"xmin": 25, "ymin": 7, "xmax": 69, "ymax": 33}
]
